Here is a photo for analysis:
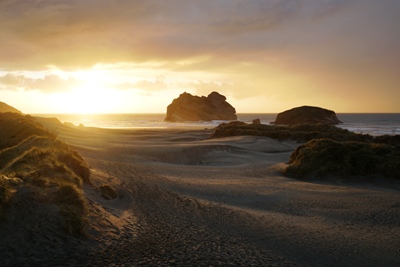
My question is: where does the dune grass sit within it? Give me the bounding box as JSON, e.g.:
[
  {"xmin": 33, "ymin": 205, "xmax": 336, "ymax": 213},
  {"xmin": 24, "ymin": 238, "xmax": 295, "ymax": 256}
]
[
  {"xmin": 210, "ymin": 122, "xmax": 375, "ymax": 143},
  {"xmin": 0, "ymin": 113, "xmax": 54, "ymax": 149},
  {"xmin": 0, "ymin": 113, "xmax": 90, "ymax": 236},
  {"xmin": 211, "ymin": 122, "xmax": 400, "ymax": 181},
  {"xmin": 285, "ymin": 138, "xmax": 400, "ymax": 180},
  {"xmin": 0, "ymin": 176, "xmax": 12, "ymax": 219},
  {"xmin": 53, "ymin": 184, "xmax": 87, "ymax": 235}
]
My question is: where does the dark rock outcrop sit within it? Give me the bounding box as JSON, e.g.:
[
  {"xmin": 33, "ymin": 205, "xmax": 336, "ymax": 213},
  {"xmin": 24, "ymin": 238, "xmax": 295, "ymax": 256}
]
[
  {"xmin": 273, "ymin": 106, "xmax": 341, "ymax": 125},
  {"xmin": 0, "ymin": 102, "xmax": 22, "ymax": 114},
  {"xmin": 252, "ymin": 119, "xmax": 261, "ymax": 125},
  {"xmin": 165, "ymin": 92, "xmax": 237, "ymax": 122}
]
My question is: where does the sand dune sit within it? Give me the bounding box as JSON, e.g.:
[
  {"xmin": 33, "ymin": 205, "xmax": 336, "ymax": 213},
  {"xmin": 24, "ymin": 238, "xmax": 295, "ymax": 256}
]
[
  {"xmin": 3, "ymin": 121, "xmax": 399, "ymax": 266},
  {"xmin": 55, "ymin": 125, "xmax": 399, "ymax": 266}
]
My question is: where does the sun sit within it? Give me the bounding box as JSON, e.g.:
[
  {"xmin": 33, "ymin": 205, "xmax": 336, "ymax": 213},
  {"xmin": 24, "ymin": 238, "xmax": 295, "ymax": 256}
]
[
  {"xmin": 44, "ymin": 67, "xmax": 191, "ymax": 114},
  {"xmin": 69, "ymin": 87, "xmax": 114, "ymax": 114},
  {"xmin": 49, "ymin": 69, "xmax": 122, "ymax": 114}
]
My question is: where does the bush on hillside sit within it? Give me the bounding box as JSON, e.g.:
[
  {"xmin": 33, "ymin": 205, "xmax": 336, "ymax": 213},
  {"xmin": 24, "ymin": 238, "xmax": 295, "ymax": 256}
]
[{"xmin": 285, "ymin": 138, "xmax": 400, "ymax": 180}]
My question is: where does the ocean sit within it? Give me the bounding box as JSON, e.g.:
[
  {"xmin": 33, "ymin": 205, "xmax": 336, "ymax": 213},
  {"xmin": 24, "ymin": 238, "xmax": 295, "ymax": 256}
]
[{"xmin": 34, "ymin": 113, "xmax": 400, "ymax": 136}]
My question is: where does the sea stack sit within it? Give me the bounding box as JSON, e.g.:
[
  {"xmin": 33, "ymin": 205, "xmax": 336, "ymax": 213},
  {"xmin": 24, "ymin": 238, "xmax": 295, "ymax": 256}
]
[
  {"xmin": 273, "ymin": 106, "xmax": 341, "ymax": 125},
  {"xmin": 164, "ymin": 92, "xmax": 237, "ymax": 122}
]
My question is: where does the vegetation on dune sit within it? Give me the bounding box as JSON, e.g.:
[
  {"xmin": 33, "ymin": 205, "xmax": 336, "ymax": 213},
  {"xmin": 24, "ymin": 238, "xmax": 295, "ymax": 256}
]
[
  {"xmin": 0, "ymin": 113, "xmax": 90, "ymax": 236},
  {"xmin": 53, "ymin": 184, "xmax": 87, "ymax": 236},
  {"xmin": 0, "ymin": 175, "xmax": 17, "ymax": 219},
  {"xmin": 285, "ymin": 138, "xmax": 400, "ymax": 180},
  {"xmin": 3, "ymin": 147, "xmax": 83, "ymax": 188},
  {"xmin": 374, "ymin": 134, "xmax": 400, "ymax": 147},
  {"xmin": 210, "ymin": 121, "xmax": 375, "ymax": 143},
  {"xmin": 0, "ymin": 113, "xmax": 53, "ymax": 149},
  {"xmin": 211, "ymin": 121, "xmax": 400, "ymax": 180},
  {"xmin": 0, "ymin": 135, "xmax": 90, "ymax": 185}
]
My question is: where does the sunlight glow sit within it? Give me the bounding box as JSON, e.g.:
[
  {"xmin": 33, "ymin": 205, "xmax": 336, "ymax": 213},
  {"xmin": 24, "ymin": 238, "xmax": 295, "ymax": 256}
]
[
  {"xmin": 49, "ymin": 88, "xmax": 119, "ymax": 114},
  {"xmin": 49, "ymin": 69, "xmax": 120, "ymax": 114}
]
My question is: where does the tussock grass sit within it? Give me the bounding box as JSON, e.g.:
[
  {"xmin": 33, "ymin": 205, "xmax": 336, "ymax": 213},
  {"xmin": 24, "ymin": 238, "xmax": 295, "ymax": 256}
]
[
  {"xmin": 0, "ymin": 135, "xmax": 54, "ymax": 169},
  {"xmin": 0, "ymin": 176, "xmax": 11, "ymax": 209},
  {"xmin": 0, "ymin": 175, "xmax": 22, "ymax": 220},
  {"xmin": 3, "ymin": 146, "xmax": 83, "ymax": 187},
  {"xmin": 0, "ymin": 113, "xmax": 53, "ymax": 150},
  {"xmin": 56, "ymin": 149, "xmax": 91, "ymax": 184},
  {"xmin": 211, "ymin": 122, "xmax": 400, "ymax": 181},
  {"xmin": 285, "ymin": 138, "xmax": 400, "ymax": 180},
  {"xmin": 1, "ymin": 136, "xmax": 90, "ymax": 186},
  {"xmin": 0, "ymin": 113, "xmax": 90, "ymax": 236},
  {"xmin": 53, "ymin": 185, "xmax": 86, "ymax": 236}
]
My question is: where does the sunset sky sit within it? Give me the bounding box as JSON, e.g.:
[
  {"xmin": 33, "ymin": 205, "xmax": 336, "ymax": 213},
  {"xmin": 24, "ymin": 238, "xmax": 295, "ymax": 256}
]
[{"xmin": 1, "ymin": 0, "xmax": 399, "ymax": 114}]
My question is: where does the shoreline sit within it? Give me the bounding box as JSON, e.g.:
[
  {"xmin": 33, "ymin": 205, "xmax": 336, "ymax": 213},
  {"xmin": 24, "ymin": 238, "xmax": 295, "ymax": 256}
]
[{"xmin": 30, "ymin": 112, "xmax": 400, "ymax": 137}]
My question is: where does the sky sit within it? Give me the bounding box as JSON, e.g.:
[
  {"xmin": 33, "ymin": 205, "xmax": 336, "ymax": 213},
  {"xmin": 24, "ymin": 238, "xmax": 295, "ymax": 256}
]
[{"xmin": 1, "ymin": 0, "xmax": 400, "ymax": 114}]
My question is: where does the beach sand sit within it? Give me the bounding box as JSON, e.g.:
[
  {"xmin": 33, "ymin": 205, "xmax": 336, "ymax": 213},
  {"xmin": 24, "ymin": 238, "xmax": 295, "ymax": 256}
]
[{"xmin": 4, "ymin": 122, "xmax": 400, "ymax": 266}]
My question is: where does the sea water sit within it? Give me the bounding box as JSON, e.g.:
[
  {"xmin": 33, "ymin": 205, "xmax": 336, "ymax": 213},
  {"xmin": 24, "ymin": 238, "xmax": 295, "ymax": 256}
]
[{"xmin": 34, "ymin": 113, "xmax": 400, "ymax": 136}]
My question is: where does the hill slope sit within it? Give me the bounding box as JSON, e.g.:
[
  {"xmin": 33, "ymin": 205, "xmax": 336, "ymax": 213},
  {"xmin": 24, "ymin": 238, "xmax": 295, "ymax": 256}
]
[{"xmin": 0, "ymin": 101, "xmax": 22, "ymax": 114}]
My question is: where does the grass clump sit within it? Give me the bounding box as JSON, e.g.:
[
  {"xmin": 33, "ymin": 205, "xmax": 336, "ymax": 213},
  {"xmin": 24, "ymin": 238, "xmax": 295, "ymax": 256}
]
[
  {"xmin": 0, "ymin": 175, "xmax": 23, "ymax": 219},
  {"xmin": 56, "ymin": 148, "xmax": 91, "ymax": 185},
  {"xmin": 0, "ymin": 112, "xmax": 90, "ymax": 236},
  {"xmin": 1, "ymin": 144, "xmax": 90, "ymax": 235},
  {"xmin": 0, "ymin": 178, "xmax": 11, "ymax": 220},
  {"xmin": 53, "ymin": 184, "xmax": 87, "ymax": 236},
  {"xmin": 3, "ymin": 147, "xmax": 83, "ymax": 188},
  {"xmin": 211, "ymin": 122, "xmax": 400, "ymax": 182},
  {"xmin": 0, "ymin": 113, "xmax": 52, "ymax": 150},
  {"xmin": 285, "ymin": 138, "xmax": 400, "ymax": 180}
]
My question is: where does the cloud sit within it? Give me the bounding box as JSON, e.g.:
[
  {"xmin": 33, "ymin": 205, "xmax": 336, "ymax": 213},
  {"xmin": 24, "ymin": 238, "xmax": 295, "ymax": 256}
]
[
  {"xmin": 0, "ymin": 73, "xmax": 80, "ymax": 92},
  {"xmin": 0, "ymin": 0, "xmax": 399, "ymax": 112},
  {"xmin": 115, "ymin": 76, "xmax": 167, "ymax": 92},
  {"xmin": 210, "ymin": 0, "xmax": 301, "ymax": 34},
  {"xmin": 1, "ymin": 0, "xmax": 390, "ymax": 70},
  {"xmin": 187, "ymin": 81, "xmax": 234, "ymax": 97},
  {"xmin": 172, "ymin": 79, "xmax": 257, "ymax": 101},
  {"xmin": 0, "ymin": 73, "xmax": 26, "ymax": 86},
  {"xmin": 28, "ymin": 75, "xmax": 81, "ymax": 92}
]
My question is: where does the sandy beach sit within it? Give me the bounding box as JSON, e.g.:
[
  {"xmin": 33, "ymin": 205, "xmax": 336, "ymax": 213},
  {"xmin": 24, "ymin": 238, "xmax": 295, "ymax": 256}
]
[
  {"xmin": 2, "ymin": 121, "xmax": 400, "ymax": 266},
  {"xmin": 65, "ymin": 124, "xmax": 400, "ymax": 266}
]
